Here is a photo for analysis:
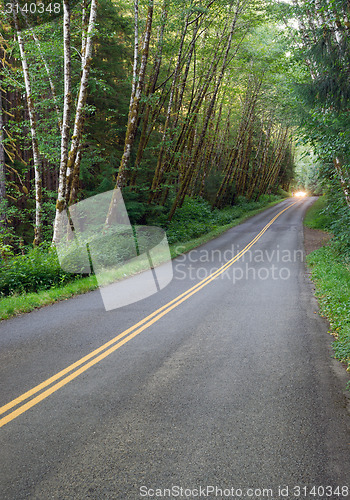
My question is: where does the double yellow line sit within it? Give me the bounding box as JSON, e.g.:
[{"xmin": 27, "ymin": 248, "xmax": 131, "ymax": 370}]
[{"xmin": 0, "ymin": 201, "xmax": 297, "ymax": 428}]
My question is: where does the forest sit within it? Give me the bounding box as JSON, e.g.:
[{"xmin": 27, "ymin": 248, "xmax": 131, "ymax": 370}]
[{"xmin": 0, "ymin": 0, "xmax": 349, "ymax": 299}]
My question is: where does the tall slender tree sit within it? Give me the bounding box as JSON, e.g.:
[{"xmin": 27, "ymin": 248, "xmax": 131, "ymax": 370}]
[{"xmin": 12, "ymin": 3, "xmax": 42, "ymax": 245}]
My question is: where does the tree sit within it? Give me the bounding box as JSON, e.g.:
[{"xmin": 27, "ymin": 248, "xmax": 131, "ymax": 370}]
[
  {"xmin": 52, "ymin": 0, "xmax": 98, "ymax": 244},
  {"xmin": 12, "ymin": 3, "xmax": 43, "ymax": 245},
  {"xmin": 0, "ymin": 74, "xmax": 6, "ymax": 230},
  {"xmin": 284, "ymin": 0, "xmax": 350, "ymax": 207}
]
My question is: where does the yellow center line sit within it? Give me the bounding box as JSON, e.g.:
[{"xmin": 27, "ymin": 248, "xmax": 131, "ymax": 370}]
[{"xmin": 0, "ymin": 201, "xmax": 298, "ymax": 428}]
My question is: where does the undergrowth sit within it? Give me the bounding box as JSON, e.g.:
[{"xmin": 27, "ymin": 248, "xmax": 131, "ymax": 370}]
[
  {"xmin": 305, "ymin": 197, "xmax": 350, "ymax": 388},
  {"xmin": 0, "ymin": 194, "xmax": 285, "ymax": 319}
]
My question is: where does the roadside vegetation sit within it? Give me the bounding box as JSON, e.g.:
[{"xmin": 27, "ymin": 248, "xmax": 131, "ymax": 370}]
[
  {"xmin": 304, "ymin": 196, "xmax": 350, "ymax": 387},
  {"xmin": 0, "ymin": 194, "xmax": 285, "ymax": 320},
  {"xmin": 0, "ymin": 0, "xmax": 297, "ymax": 319},
  {"xmin": 1, "ymin": 0, "xmax": 350, "ymax": 347}
]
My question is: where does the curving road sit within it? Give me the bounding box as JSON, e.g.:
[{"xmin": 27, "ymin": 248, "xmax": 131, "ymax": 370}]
[{"xmin": 0, "ymin": 198, "xmax": 350, "ymax": 499}]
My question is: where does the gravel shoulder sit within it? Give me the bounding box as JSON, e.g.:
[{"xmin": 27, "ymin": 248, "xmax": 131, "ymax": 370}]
[{"xmin": 304, "ymin": 225, "xmax": 332, "ymax": 255}]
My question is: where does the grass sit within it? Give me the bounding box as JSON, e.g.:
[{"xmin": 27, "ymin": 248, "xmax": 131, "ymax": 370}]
[
  {"xmin": 0, "ymin": 276, "xmax": 99, "ymax": 320},
  {"xmin": 303, "ymin": 195, "xmax": 333, "ymax": 231},
  {"xmin": 0, "ymin": 196, "xmax": 285, "ymax": 320},
  {"xmin": 305, "ymin": 197, "xmax": 350, "ymax": 386},
  {"xmin": 307, "ymin": 247, "xmax": 350, "ymax": 382}
]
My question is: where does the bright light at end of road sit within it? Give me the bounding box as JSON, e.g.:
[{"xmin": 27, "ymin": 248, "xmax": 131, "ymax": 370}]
[{"xmin": 294, "ymin": 191, "xmax": 307, "ymax": 197}]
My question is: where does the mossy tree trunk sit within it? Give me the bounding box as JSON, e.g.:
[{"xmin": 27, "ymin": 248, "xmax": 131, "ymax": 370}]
[
  {"xmin": 114, "ymin": 0, "xmax": 154, "ymax": 192},
  {"xmin": 13, "ymin": 7, "xmax": 42, "ymax": 245},
  {"xmin": 52, "ymin": 0, "xmax": 72, "ymax": 245},
  {"xmin": 66, "ymin": 0, "xmax": 98, "ymax": 206},
  {"xmin": 0, "ymin": 78, "xmax": 7, "ymax": 231}
]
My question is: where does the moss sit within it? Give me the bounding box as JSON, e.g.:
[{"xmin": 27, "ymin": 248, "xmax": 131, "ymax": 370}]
[{"xmin": 55, "ymin": 199, "xmax": 66, "ymax": 212}]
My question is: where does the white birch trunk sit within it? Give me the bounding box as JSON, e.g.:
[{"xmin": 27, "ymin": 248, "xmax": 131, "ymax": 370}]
[
  {"xmin": 104, "ymin": 1, "xmax": 153, "ymax": 227},
  {"xmin": 65, "ymin": 0, "xmax": 90, "ymax": 206},
  {"xmin": 13, "ymin": 8, "xmax": 42, "ymax": 245},
  {"xmin": 52, "ymin": 0, "xmax": 72, "ymax": 245},
  {"xmin": 0, "ymin": 84, "xmax": 6, "ymax": 229},
  {"xmin": 21, "ymin": 13, "xmax": 62, "ymax": 130},
  {"xmin": 65, "ymin": 0, "xmax": 98, "ymax": 206},
  {"xmin": 115, "ymin": 0, "xmax": 153, "ymax": 189},
  {"xmin": 81, "ymin": 0, "xmax": 89, "ymax": 64},
  {"xmin": 129, "ymin": 0, "xmax": 139, "ymax": 111}
]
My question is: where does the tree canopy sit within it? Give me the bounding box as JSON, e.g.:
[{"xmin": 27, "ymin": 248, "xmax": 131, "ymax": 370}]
[{"xmin": 0, "ymin": 0, "xmax": 348, "ymax": 254}]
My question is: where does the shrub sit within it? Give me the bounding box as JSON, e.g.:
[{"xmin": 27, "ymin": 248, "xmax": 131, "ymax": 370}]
[
  {"xmin": 0, "ymin": 246, "xmax": 78, "ymax": 296},
  {"xmin": 0, "ymin": 194, "xmax": 283, "ymax": 297},
  {"xmin": 166, "ymin": 197, "xmax": 215, "ymax": 244},
  {"xmin": 322, "ymin": 192, "xmax": 350, "ymax": 261},
  {"xmin": 307, "ymin": 246, "xmax": 350, "ymax": 384},
  {"xmin": 165, "ymin": 194, "xmax": 281, "ymax": 244}
]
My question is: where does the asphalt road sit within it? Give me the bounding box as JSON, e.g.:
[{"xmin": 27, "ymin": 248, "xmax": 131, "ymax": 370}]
[{"xmin": 1, "ymin": 198, "xmax": 350, "ymax": 500}]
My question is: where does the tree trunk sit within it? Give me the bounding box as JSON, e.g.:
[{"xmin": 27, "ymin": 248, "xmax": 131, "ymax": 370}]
[
  {"xmin": 150, "ymin": 10, "xmax": 227, "ymax": 204},
  {"xmin": 0, "ymin": 80, "xmax": 7, "ymax": 231},
  {"xmin": 114, "ymin": 0, "xmax": 154, "ymax": 192},
  {"xmin": 213, "ymin": 74, "xmax": 261, "ymax": 208},
  {"xmin": 129, "ymin": 0, "xmax": 139, "ymax": 110},
  {"xmin": 149, "ymin": 4, "xmax": 192, "ymax": 202},
  {"xmin": 65, "ymin": 0, "xmax": 98, "ymax": 206},
  {"xmin": 13, "ymin": 8, "xmax": 42, "ymax": 245},
  {"xmin": 52, "ymin": 0, "xmax": 72, "ymax": 245},
  {"xmin": 131, "ymin": 0, "xmax": 169, "ymax": 187},
  {"xmin": 21, "ymin": 13, "xmax": 62, "ymax": 130}
]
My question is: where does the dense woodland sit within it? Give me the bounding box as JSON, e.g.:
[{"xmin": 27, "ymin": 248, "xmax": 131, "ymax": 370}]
[{"xmin": 0, "ymin": 0, "xmax": 349, "ymax": 260}]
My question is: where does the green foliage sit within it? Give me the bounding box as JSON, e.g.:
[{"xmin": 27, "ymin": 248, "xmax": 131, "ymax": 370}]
[
  {"xmin": 1, "ymin": 0, "xmax": 296, "ymax": 247},
  {"xmin": 303, "ymin": 196, "xmax": 333, "ymax": 231},
  {"xmin": 165, "ymin": 197, "xmax": 215, "ymax": 244},
  {"xmin": 304, "ymin": 193, "xmax": 350, "ymax": 260},
  {"xmin": 0, "ymin": 245, "xmax": 78, "ymax": 296},
  {"xmin": 275, "ymin": 0, "xmax": 350, "ymax": 268},
  {"xmin": 324, "ymin": 191, "xmax": 350, "ymax": 261},
  {"xmin": 80, "ymin": 0, "xmax": 131, "ymax": 199},
  {"xmin": 0, "ymin": 275, "xmax": 98, "ymax": 320},
  {"xmin": 0, "ymin": 194, "xmax": 284, "ymax": 298},
  {"xmin": 0, "ymin": 239, "xmax": 15, "ymax": 262},
  {"xmin": 165, "ymin": 194, "xmax": 282, "ymax": 244},
  {"xmin": 293, "ymin": 146, "xmax": 323, "ymax": 195},
  {"xmin": 307, "ymin": 246, "xmax": 350, "ymax": 386},
  {"xmin": 305, "ymin": 196, "xmax": 350, "ymax": 387}
]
